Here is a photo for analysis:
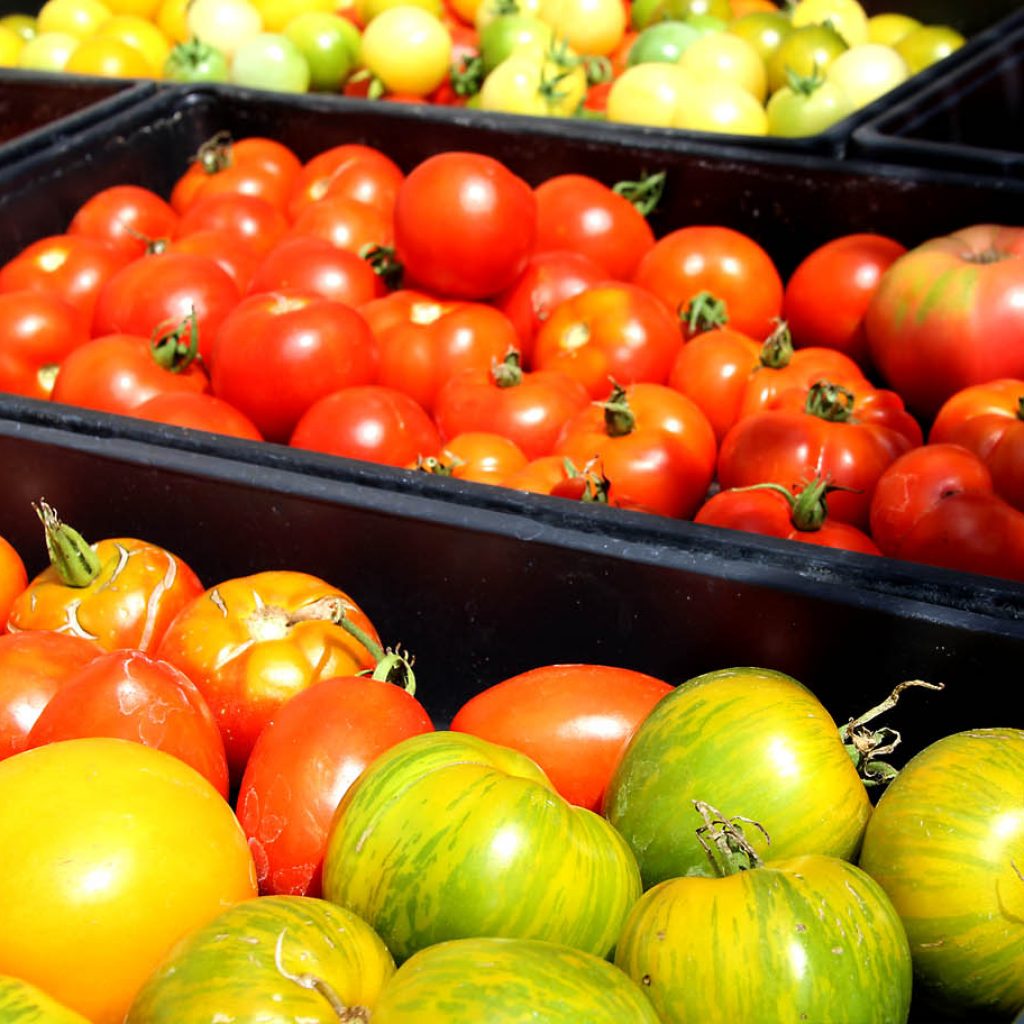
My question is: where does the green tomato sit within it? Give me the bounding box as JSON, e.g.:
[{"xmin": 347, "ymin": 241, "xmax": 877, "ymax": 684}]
[
  {"xmin": 727, "ymin": 10, "xmax": 790, "ymax": 65},
  {"xmin": 0, "ymin": 14, "xmax": 36, "ymax": 41},
  {"xmin": 478, "ymin": 12, "xmax": 552, "ymax": 74},
  {"xmin": 283, "ymin": 11, "xmax": 358, "ymax": 91},
  {"xmin": 766, "ymin": 68, "xmax": 852, "ymax": 136},
  {"xmin": 230, "ymin": 31, "xmax": 312, "ymax": 92},
  {"xmin": 894, "ymin": 23, "xmax": 964, "ymax": 75},
  {"xmin": 766, "ymin": 21, "xmax": 847, "ymax": 95},
  {"xmin": 162, "ymin": 37, "xmax": 230, "ymax": 82},
  {"xmin": 627, "ymin": 20, "xmax": 701, "ymax": 65}
]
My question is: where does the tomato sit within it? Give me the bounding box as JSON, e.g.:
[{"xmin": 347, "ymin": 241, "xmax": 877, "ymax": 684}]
[
  {"xmin": 766, "ymin": 21, "xmax": 847, "ymax": 94},
  {"xmin": 782, "ymin": 232, "xmax": 907, "ymax": 368},
  {"xmin": 555, "ymin": 381, "xmax": 717, "ymax": 518},
  {"xmin": 131, "ymin": 390, "xmax": 264, "ymax": 440},
  {"xmin": 450, "ymin": 664, "xmax": 673, "ymax": 812},
  {"xmin": 604, "ymin": 667, "xmax": 873, "ymax": 887},
  {"xmin": 161, "ymin": 227, "xmax": 262, "ymax": 293},
  {"xmin": 864, "ymin": 224, "xmax": 1024, "ymax": 421},
  {"xmin": 478, "ymin": 11, "xmax": 552, "ymax": 73},
  {"xmin": 238, "ymin": 672, "xmax": 434, "ymax": 897},
  {"xmin": 605, "ymin": 61, "xmax": 694, "ymax": 128},
  {"xmin": 633, "ymin": 225, "xmax": 783, "ymax": 341},
  {"xmin": 894, "ymin": 23, "xmax": 963, "ymax": 75},
  {"xmin": 283, "ymin": 12, "xmax": 359, "ymax": 92},
  {"xmin": 859, "ymin": 728, "xmax": 1024, "ymax": 1019},
  {"xmin": 125, "ymin": 896, "xmax": 395, "ymax": 1021},
  {"xmin": 322, "ymin": 731, "xmax": 642, "ymax": 961},
  {"xmin": 533, "ymin": 175, "xmax": 656, "ymax": 282},
  {"xmin": 373, "ymin": 937, "xmax": 661, "ymax": 1022},
  {"xmin": 538, "ymin": 0, "xmax": 625, "ymax": 56},
  {"xmin": 16, "ymin": 30, "xmax": 78, "ymax": 70},
  {"xmin": 67, "ymin": 184, "xmax": 179, "ymax": 260},
  {"xmin": 678, "ymin": 28, "xmax": 765, "ymax": 100},
  {"xmin": 627, "ymin": 20, "xmax": 702, "ymax": 64},
  {"xmin": 727, "ymin": 9, "xmax": 790, "ymax": 64},
  {"xmin": 765, "ymin": 68, "xmax": 853, "ymax": 137},
  {"xmin": 476, "ymin": 41, "xmax": 588, "ymax": 118},
  {"xmin": 174, "ymin": 191, "xmax": 289, "ymax": 256},
  {"xmin": 360, "ymin": 5, "xmax": 452, "ymax": 95},
  {"xmin": 419, "ymin": 430, "xmax": 529, "ymax": 483},
  {"xmin": 247, "ymin": 236, "xmax": 382, "ymax": 307},
  {"xmin": 674, "ymin": 75, "xmax": 769, "ymax": 138},
  {"xmin": 230, "ymin": 31, "xmax": 311, "ymax": 92},
  {"xmin": 93, "ymin": 13, "xmax": 172, "ymax": 69},
  {"xmin": 162, "ymin": 36, "xmax": 230, "ymax": 80},
  {"xmin": 37, "ymin": 0, "xmax": 112, "ymax": 39},
  {"xmin": 288, "ymin": 193, "xmax": 395, "ymax": 257},
  {"xmin": 185, "ymin": 0, "xmax": 263, "ymax": 59},
  {"xmin": 287, "ymin": 143, "xmax": 404, "ymax": 222},
  {"xmin": 435, "ymin": 352, "xmax": 591, "ymax": 460},
  {"xmin": 0, "ymin": 737, "xmax": 257, "ymax": 1024},
  {"xmin": 826, "ymin": 41, "xmax": 908, "ymax": 110},
  {"xmin": 790, "ymin": 0, "xmax": 866, "ymax": 46},
  {"xmin": 502, "ymin": 453, "xmax": 610, "ymax": 502},
  {"xmin": 65, "ymin": 35, "xmax": 156, "ymax": 76},
  {"xmin": 0, "ymin": 290, "xmax": 88, "ymax": 400},
  {"xmin": 0, "ymin": 976, "xmax": 92, "ymax": 1023},
  {"xmin": 393, "ymin": 151, "xmax": 537, "ymax": 300},
  {"xmin": 155, "ymin": 570, "xmax": 379, "ymax": 779}
]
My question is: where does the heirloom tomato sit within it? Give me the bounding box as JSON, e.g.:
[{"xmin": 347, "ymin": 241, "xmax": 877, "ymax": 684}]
[
  {"xmin": 155, "ymin": 570, "xmax": 379, "ymax": 779},
  {"xmin": 132, "ymin": 390, "xmax": 264, "ymax": 440},
  {"xmin": 858, "ymin": 728, "xmax": 1024, "ymax": 1020},
  {"xmin": 450, "ymin": 663, "xmax": 673, "ymax": 811},
  {"xmin": 0, "ymin": 532, "xmax": 27, "ymax": 631},
  {"xmin": 287, "ymin": 143, "xmax": 404, "ymax": 221},
  {"xmin": 322, "ymin": 731, "xmax": 642, "ymax": 962},
  {"xmin": 8, "ymin": 500, "xmax": 204, "ymax": 654},
  {"xmin": 603, "ymin": 667, "xmax": 872, "ymax": 887},
  {"xmin": 0, "ymin": 975, "xmax": 91, "ymax": 1023},
  {"xmin": 864, "ymin": 223, "xmax": 1024, "ymax": 419},
  {"xmin": 372, "ymin": 937, "xmax": 660, "ymax": 1023},
  {"xmin": 67, "ymin": 184, "xmax": 179, "ymax": 260},
  {"xmin": 0, "ymin": 737, "xmax": 257, "ymax": 1024},
  {"xmin": 247, "ymin": 236, "xmax": 383, "ymax": 305},
  {"xmin": 126, "ymin": 896, "xmax": 395, "ymax": 1022}
]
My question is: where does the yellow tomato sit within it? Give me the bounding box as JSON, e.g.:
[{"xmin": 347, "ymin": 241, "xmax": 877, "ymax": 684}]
[
  {"xmin": 789, "ymin": 0, "xmax": 868, "ymax": 47},
  {"xmin": 252, "ymin": 0, "xmax": 335, "ymax": 32},
  {"xmin": 606, "ymin": 60, "xmax": 695, "ymax": 126},
  {"xmin": 357, "ymin": 0, "xmax": 443, "ymax": 25},
  {"xmin": 17, "ymin": 29, "xmax": 79, "ymax": 69},
  {"xmin": 479, "ymin": 44, "xmax": 586, "ymax": 116},
  {"xmin": 64, "ymin": 34, "xmax": 156, "ymax": 75},
  {"xmin": 102, "ymin": 0, "xmax": 162, "ymax": 17},
  {"xmin": 93, "ymin": 14, "xmax": 172, "ymax": 72},
  {"xmin": 674, "ymin": 74, "xmax": 768, "ymax": 135},
  {"xmin": 37, "ymin": 0, "xmax": 112, "ymax": 39},
  {"xmin": 360, "ymin": 5, "xmax": 451, "ymax": 94},
  {"xmin": 0, "ymin": 13, "xmax": 36, "ymax": 41},
  {"xmin": 678, "ymin": 28, "xmax": 766, "ymax": 102},
  {"xmin": 0, "ymin": 24, "xmax": 24, "ymax": 65},
  {"xmin": 155, "ymin": 0, "xmax": 190, "ymax": 42},
  {"xmin": 0, "ymin": 738, "xmax": 257, "ymax": 1024},
  {"xmin": 538, "ymin": 0, "xmax": 626, "ymax": 57},
  {"xmin": 866, "ymin": 11, "xmax": 919, "ymax": 47}
]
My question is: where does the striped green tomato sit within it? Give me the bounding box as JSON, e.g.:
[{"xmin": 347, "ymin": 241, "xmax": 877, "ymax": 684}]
[
  {"xmin": 615, "ymin": 850, "xmax": 912, "ymax": 1023},
  {"xmin": 858, "ymin": 728, "xmax": 1024, "ymax": 1020},
  {"xmin": 321, "ymin": 731, "xmax": 642, "ymax": 962},
  {"xmin": 373, "ymin": 936, "xmax": 662, "ymax": 1022},
  {"xmin": 125, "ymin": 895, "xmax": 394, "ymax": 1022},
  {"xmin": 603, "ymin": 666, "xmax": 872, "ymax": 887},
  {"xmin": 0, "ymin": 976, "xmax": 91, "ymax": 1024}
]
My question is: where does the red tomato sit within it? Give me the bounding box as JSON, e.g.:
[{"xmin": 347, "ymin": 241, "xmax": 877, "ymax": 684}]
[
  {"xmin": 237, "ymin": 672, "xmax": 434, "ymax": 897},
  {"xmin": 132, "ymin": 391, "xmax": 264, "ymax": 440},
  {"xmin": 67, "ymin": 185, "xmax": 180, "ymax": 260},
  {"xmin": 0, "ymin": 535, "xmax": 27, "ymax": 639},
  {"xmin": 161, "ymin": 228, "xmax": 263, "ymax": 294},
  {"xmin": 247, "ymin": 236, "xmax": 383, "ymax": 305},
  {"xmin": 174, "ymin": 192, "xmax": 289, "ymax": 257},
  {"xmin": 533, "ymin": 174, "xmax": 656, "ymax": 281},
  {"xmin": 502, "ymin": 454, "xmax": 610, "ymax": 503},
  {"xmin": 0, "ymin": 291, "xmax": 89, "ymax": 400},
  {"xmin": 26, "ymin": 648, "xmax": 229, "ymax": 799},
  {"xmin": 555, "ymin": 381, "xmax": 717, "ymax": 517},
  {"xmin": 210, "ymin": 291, "xmax": 378, "ymax": 444},
  {"xmin": 417, "ymin": 430, "xmax": 529, "ymax": 484},
  {"xmin": 532, "ymin": 282, "xmax": 684, "ymax": 399},
  {"xmin": 782, "ymin": 233, "xmax": 906, "ymax": 369},
  {"xmin": 865, "ymin": 224, "xmax": 1024, "ymax": 420},
  {"xmin": 290, "ymin": 385, "xmax": 442, "ymax": 467},
  {"xmin": 434, "ymin": 352, "xmax": 592, "ymax": 460},
  {"xmin": 0, "ymin": 631, "xmax": 103, "ymax": 761},
  {"xmin": 287, "ymin": 143, "xmax": 405, "ymax": 221},
  {"xmin": 450, "ymin": 663, "xmax": 674, "ymax": 811},
  {"xmin": 632, "ymin": 225, "xmax": 784, "ymax": 341},
  {"xmin": 288, "ymin": 194, "xmax": 395, "ymax": 257},
  {"xmin": 393, "ymin": 151, "xmax": 537, "ymax": 299}
]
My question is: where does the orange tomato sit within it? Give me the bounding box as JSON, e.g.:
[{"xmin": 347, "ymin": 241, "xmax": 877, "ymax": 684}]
[
  {"xmin": 416, "ymin": 431, "xmax": 529, "ymax": 484},
  {"xmin": 0, "ymin": 533, "xmax": 27, "ymax": 633}
]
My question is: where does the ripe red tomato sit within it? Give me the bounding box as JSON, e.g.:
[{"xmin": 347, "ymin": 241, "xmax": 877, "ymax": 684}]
[
  {"xmin": 210, "ymin": 290, "xmax": 378, "ymax": 443},
  {"xmin": 450, "ymin": 663, "xmax": 674, "ymax": 812},
  {"xmin": 67, "ymin": 184, "xmax": 180, "ymax": 260},
  {"xmin": 502, "ymin": 454, "xmax": 610, "ymax": 503},
  {"xmin": 287, "ymin": 193, "xmax": 395, "ymax": 257},
  {"xmin": 393, "ymin": 151, "xmax": 537, "ymax": 299},
  {"xmin": 161, "ymin": 228, "xmax": 263, "ymax": 294},
  {"xmin": 287, "ymin": 142, "xmax": 405, "ymax": 221},
  {"xmin": 132, "ymin": 391, "xmax": 264, "ymax": 440},
  {"xmin": 0, "ymin": 534, "xmax": 27, "ymax": 639},
  {"xmin": 632, "ymin": 225, "xmax": 784, "ymax": 341},
  {"xmin": 247, "ymin": 236, "xmax": 383, "ymax": 305},
  {"xmin": 174, "ymin": 192, "xmax": 289, "ymax": 256},
  {"xmin": 26, "ymin": 648, "xmax": 229, "ymax": 798}
]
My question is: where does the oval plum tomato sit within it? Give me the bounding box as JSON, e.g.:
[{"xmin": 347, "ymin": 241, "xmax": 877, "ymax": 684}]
[
  {"xmin": 417, "ymin": 431, "xmax": 529, "ymax": 484},
  {"xmin": 0, "ymin": 534, "xmax": 28, "ymax": 637},
  {"xmin": 929, "ymin": 379, "xmax": 1024, "ymax": 513},
  {"xmin": 91, "ymin": 251, "xmax": 242, "ymax": 366},
  {"xmin": 26, "ymin": 648, "xmax": 229, "ymax": 798},
  {"xmin": 782, "ymin": 232, "xmax": 906, "ymax": 369},
  {"xmin": 533, "ymin": 174, "xmax": 656, "ymax": 281},
  {"xmin": 173, "ymin": 191, "xmax": 289, "ymax": 256},
  {"xmin": 865, "ymin": 224, "xmax": 1024, "ymax": 420},
  {"xmin": 555, "ymin": 381, "xmax": 717, "ymax": 517},
  {"xmin": 290, "ymin": 385, "xmax": 442, "ymax": 467},
  {"xmin": 393, "ymin": 151, "xmax": 537, "ymax": 299},
  {"xmin": 7, "ymin": 500, "xmax": 205, "ymax": 654},
  {"xmin": 632, "ymin": 225, "xmax": 784, "ymax": 341},
  {"xmin": 0, "ymin": 290, "xmax": 89, "ymax": 400},
  {"xmin": 532, "ymin": 282, "xmax": 684, "ymax": 399},
  {"xmin": 161, "ymin": 227, "xmax": 262, "ymax": 293},
  {"xmin": 67, "ymin": 184, "xmax": 180, "ymax": 260},
  {"xmin": 132, "ymin": 391, "xmax": 264, "ymax": 440},
  {"xmin": 451, "ymin": 663, "xmax": 673, "ymax": 812},
  {"xmin": 287, "ymin": 193, "xmax": 395, "ymax": 257},
  {"xmin": 238, "ymin": 672, "xmax": 434, "ymax": 897},
  {"xmin": 247, "ymin": 236, "xmax": 383, "ymax": 305},
  {"xmin": 287, "ymin": 142, "xmax": 405, "ymax": 221},
  {"xmin": 155, "ymin": 570, "xmax": 380, "ymax": 781},
  {"xmin": 434, "ymin": 351, "xmax": 591, "ymax": 459},
  {"xmin": 0, "ymin": 738, "xmax": 257, "ymax": 1024},
  {"xmin": 209, "ymin": 291, "xmax": 378, "ymax": 443}
]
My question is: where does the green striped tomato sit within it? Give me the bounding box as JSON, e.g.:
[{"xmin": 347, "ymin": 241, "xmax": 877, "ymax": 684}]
[
  {"xmin": 858, "ymin": 728, "xmax": 1024, "ymax": 1020},
  {"xmin": 603, "ymin": 667, "xmax": 872, "ymax": 887},
  {"xmin": 373, "ymin": 936, "xmax": 662, "ymax": 1022},
  {"xmin": 0, "ymin": 976, "xmax": 91, "ymax": 1024},
  {"xmin": 615, "ymin": 852, "xmax": 912, "ymax": 1023},
  {"xmin": 125, "ymin": 895, "xmax": 395, "ymax": 1022},
  {"xmin": 321, "ymin": 731, "xmax": 642, "ymax": 962}
]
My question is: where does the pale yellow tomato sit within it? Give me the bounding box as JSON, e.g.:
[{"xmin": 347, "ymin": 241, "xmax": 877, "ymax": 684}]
[
  {"xmin": 253, "ymin": 0, "xmax": 336, "ymax": 32},
  {"xmin": 186, "ymin": 0, "xmax": 263, "ymax": 58},
  {"xmin": 475, "ymin": 0, "xmax": 540, "ymax": 33},
  {"xmin": 0, "ymin": 13, "xmax": 37, "ymax": 40},
  {"xmin": 790, "ymin": 0, "xmax": 868, "ymax": 48},
  {"xmin": 357, "ymin": 0, "xmax": 444, "ymax": 26},
  {"xmin": 360, "ymin": 5, "xmax": 451, "ymax": 94},
  {"xmin": 0, "ymin": 24, "xmax": 24, "ymax": 65},
  {"xmin": 538, "ymin": 0, "xmax": 626, "ymax": 57},
  {"xmin": 478, "ymin": 52, "xmax": 553, "ymax": 114},
  {"xmin": 607, "ymin": 61, "xmax": 695, "ymax": 127},
  {"xmin": 678, "ymin": 28, "xmax": 765, "ymax": 102},
  {"xmin": 479, "ymin": 42, "xmax": 587, "ymax": 115},
  {"xmin": 64, "ymin": 34, "xmax": 156, "ymax": 74},
  {"xmin": 894, "ymin": 23, "xmax": 964, "ymax": 75},
  {"xmin": 674, "ymin": 74, "xmax": 768, "ymax": 134},
  {"xmin": 93, "ymin": 14, "xmax": 172, "ymax": 73},
  {"xmin": 37, "ymin": 0, "xmax": 112, "ymax": 39},
  {"xmin": 826, "ymin": 41, "xmax": 907, "ymax": 110},
  {"xmin": 155, "ymin": 0, "xmax": 190, "ymax": 42},
  {"xmin": 17, "ymin": 29, "xmax": 79, "ymax": 69},
  {"xmin": 866, "ymin": 11, "xmax": 919, "ymax": 47}
]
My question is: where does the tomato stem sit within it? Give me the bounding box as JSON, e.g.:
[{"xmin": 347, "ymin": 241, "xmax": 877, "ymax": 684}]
[
  {"xmin": 492, "ymin": 350, "xmax": 524, "ymax": 389},
  {"xmin": 274, "ymin": 930, "xmax": 370, "ymax": 1022},
  {"xmin": 693, "ymin": 800, "xmax": 768, "ymax": 876},
  {"xmin": 150, "ymin": 307, "xmax": 201, "ymax": 374},
  {"xmin": 360, "ymin": 244, "xmax": 404, "ymax": 291},
  {"xmin": 679, "ymin": 290, "xmax": 728, "ymax": 336},
  {"xmin": 370, "ymin": 647, "xmax": 418, "ymax": 696},
  {"xmin": 599, "ymin": 382, "xmax": 635, "ymax": 437},
  {"xmin": 33, "ymin": 498, "xmax": 101, "ymax": 588},
  {"xmin": 612, "ymin": 170, "xmax": 666, "ymax": 218},
  {"xmin": 757, "ymin": 319, "xmax": 794, "ymax": 369},
  {"xmin": 804, "ymin": 380, "xmax": 856, "ymax": 422},
  {"xmin": 194, "ymin": 130, "xmax": 233, "ymax": 175}
]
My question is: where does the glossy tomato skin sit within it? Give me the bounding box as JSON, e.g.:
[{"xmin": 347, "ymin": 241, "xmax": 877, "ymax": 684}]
[
  {"xmin": 450, "ymin": 664, "xmax": 673, "ymax": 812},
  {"xmin": 132, "ymin": 391, "xmax": 264, "ymax": 440},
  {"xmin": 26, "ymin": 648, "xmax": 229, "ymax": 798},
  {"xmin": 237, "ymin": 675, "xmax": 435, "ymax": 897},
  {"xmin": 858, "ymin": 728, "xmax": 1024, "ymax": 1020},
  {"xmin": 287, "ymin": 194, "xmax": 395, "ymax": 256},
  {"xmin": 615, "ymin": 854, "xmax": 912, "ymax": 1024},
  {"xmin": 0, "ymin": 976, "xmax": 92, "ymax": 1023},
  {"xmin": 865, "ymin": 224, "xmax": 1024, "ymax": 419},
  {"xmin": 174, "ymin": 191, "xmax": 289, "ymax": 256},
  {"xmin": 393, "ymin": 151, "xmax": 537, "ymax": 300},
  {"xmin": 322, "ymin": 731, "xmax": 642, "ymax": 962},
  {"xmin": 0, "ymin": 534, "xmax": 27, "ymax": 636},
  {"xmin": 287, "ymin": 142, "xmax": 405, "ymax": 221},
  {"xmin": 162, "ymin": 227, "xmax": 262, "ymax": 294},
  {"xmin": 426, "ymin": 431, "xmax": 529, "ymax": 484},
  {"xmin": 247, "ymin": 235, "xmax": 383, "ymax": 305},
  {"xmin": 67, "ymin": 184, "xmax": 180, "ymax": 260},
  {"xmin": 604, "ymin": 667, "xmax": 872, "ymax": 888}
]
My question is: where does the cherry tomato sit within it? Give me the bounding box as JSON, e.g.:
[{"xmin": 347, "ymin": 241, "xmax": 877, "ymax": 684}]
[
  {"xmin": 247, "ymin": 236, "xmax": 383, "ymax": 305},
  {"xmin": 132, "ymin": 391, "xmax": 264, "ymax": 440},
  {"xmin": 67, "ymin": 184, "xmax": 179, "ymax": 260}
]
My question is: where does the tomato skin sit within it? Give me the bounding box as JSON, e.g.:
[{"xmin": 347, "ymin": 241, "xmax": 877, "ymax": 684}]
[
  {"xmin": 287, "ymin": 143, "xmax": 405, "ymax": 222},
  {"xmin": 67, "ymin": 184, "xmax": 180, "ymax": 260},
  {"xmin": 248, "ymin": 236, "xmax": 383, "ymax": 305},
  {"xmin": 162, "ymin": 227, "xmax": 262, "ymax": 293},
  {"xmin": 0, "ymin": 291, "xmax": 88, "ymax": 400},
  {"xmin": 604, "ymin": 667, "xmax": 872, "ymax": 888},
  {"xmin": 425, "ymin": 431, "xmax": 529, "ymax": 484},
  {"xmin": 450, "ymin": 664, "xmax": 673, "ymax": 812},
  {"xmin": 864, "ymin": 224, "xmax": 1024, "ymax": 420},
  {"xmin": 393, "ymin": 151, "xmax": 537, "ymax": 300},
  {"xmin": 174, "ymin": 191, "xmax": 289, "ymax": 257},
  {"xmin": 858, "ymin": 728, "xmax": 1024, "ymax": 1020},
  {"xmin": 288, "ymin": 193, "xmax": 395, "ymax": 256},
  {"xmin": 0, "ymin": 976, "xmax": 92, "ymax": 1023},
  {"xmin": 237, "ymin": 675, "xmax": 434, "ymax": 897},
  {"xmin": 132, "ymin": 391, "xmax": 264, "ymax": 440}
]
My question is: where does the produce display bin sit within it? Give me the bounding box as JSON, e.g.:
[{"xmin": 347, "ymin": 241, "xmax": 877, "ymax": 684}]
[{"xmin": 852, "ymin": 18, "xmax": 1024, "ymax": 177}]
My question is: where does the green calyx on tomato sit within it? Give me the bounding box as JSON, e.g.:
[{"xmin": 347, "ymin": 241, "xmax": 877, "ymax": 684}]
[
  {"xmin": 552, "ymin": 456, "xmax": 611, "ymax": 503},
  {"xmin": 492, "ymin": 350, "xmax": 525, "ymax": 388},
  {"xmin": 32, "ymin": 499, "xmax": 101, "ymax": 588},
  {"xmin": 150, "ymin": 308, "xmax": 201, "ymax": 374},
  {"xmin": 600, "ymin": 383, "xmax": 637, "ymax": 437},
  {"xmin": 728, "ymin": 477, "xmax": 832, "ymax": 532},
  {"xmin": 693, "ymin": 800, "xmax": 769, "ymax": 876},
  {"xmin": 360, "ymin": 243, "xmax": 404, "ymax": 290},
  {"xmin": 611, "ymin": 169, "xmax": 665, "ymax": 217},
  {"xmin": 192, "ymin": 130, "xmax": 234, "ymax": 176},
  {"xmin": 163, "ymin": 37, "xmax": 230, "ymax": 83},
  {"xmin": 805, "ymin": 379, "xmax": 855, "ymax": 422},
  {"xmin": 679, "ymin": 289, "xmax": 728, "ymax": 335},
  {"xmin": 757, "ymin": 318, "xmax": 794, "ymax": 368},
  {"xmin": 450, "ymin": 53, "xmax": 485, "ymax": 96}
]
